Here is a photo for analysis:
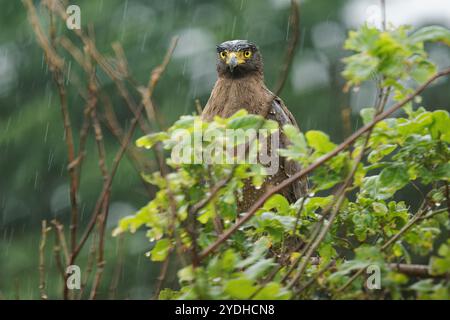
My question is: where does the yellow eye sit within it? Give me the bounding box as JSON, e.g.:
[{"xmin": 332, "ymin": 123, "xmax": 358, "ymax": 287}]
[
  {"xmin": 244, "ymin": 50, "xmax": 252, "ymax": 58},
  {"xmin": 220, "ymin": 51, "xmax": 227, "ymax": 59}
]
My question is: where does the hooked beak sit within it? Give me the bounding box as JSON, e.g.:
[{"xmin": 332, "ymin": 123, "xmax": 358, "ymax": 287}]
[{"xmin": 227, "ymin": 53, "xmax": 238, "ymax": 72}]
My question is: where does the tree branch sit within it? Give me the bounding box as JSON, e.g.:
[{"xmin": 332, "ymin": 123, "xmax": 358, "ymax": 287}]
[
  {"xmin": 274, "ymin": 0, "xmax": 300, "ymax": 96},
  {"xmin": 38, "ymin": 220, "xmax": 50, "ymax": 300}
]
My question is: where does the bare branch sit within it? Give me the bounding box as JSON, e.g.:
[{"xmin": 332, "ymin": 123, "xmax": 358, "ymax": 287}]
[
  {"xmin": 24, "ymin": 0, "xmax": 82, "ymax": 255},
  {"xmin": 39, "ymin": 220, "xmax": 51, "ymax": 300},
  {"xmin": 51, "ymin": 219, "xmax": 70, "ymax": 263},
  {"xmin": 274, "ymin": 0, "xmax": 301, "ymax": 96}
]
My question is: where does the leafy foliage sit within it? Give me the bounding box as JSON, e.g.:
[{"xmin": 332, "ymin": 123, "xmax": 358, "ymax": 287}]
[{"xmin": 116, "ymin": 24, "xmax": 450, "ymax": 299}]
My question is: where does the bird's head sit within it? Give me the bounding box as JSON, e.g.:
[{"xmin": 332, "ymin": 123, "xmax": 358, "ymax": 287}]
[{"xmin": 216, "ymin": 40, "xmax": 263, "ymax": 78}]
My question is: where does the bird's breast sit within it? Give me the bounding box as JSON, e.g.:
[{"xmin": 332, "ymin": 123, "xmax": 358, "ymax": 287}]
[{"xmin": 203, "ymin": 77, "xmax": 273, "ymax": 120}]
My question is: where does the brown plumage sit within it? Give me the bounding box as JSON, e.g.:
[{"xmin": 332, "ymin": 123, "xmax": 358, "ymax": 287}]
[{"xmin": 202, "ymin": 40, "xmax": 307, "ymax": 212}]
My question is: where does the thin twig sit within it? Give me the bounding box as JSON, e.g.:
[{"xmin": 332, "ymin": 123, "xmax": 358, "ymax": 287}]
[
  {"xmin": 90, "ymin": 191, "xmax": 111, "ymax": 299},
  {"xmin": 39, "ymin": 220, "xmax": 51, "ymax": 300},
  {"xmin": 195, "ymin": 99, "xmax": 203, "ymax": 115},
  {"xmin": 25, "ymin": 0, "xmax": 81, "ymax": 259},
  {"xmin": 79, "ymin": 230, "xmax": 98, "ymax": 299},
  {"xmin": 89, "ymin": 69, "xmax": 110, "ymax": 298},
  {"xmin": 51, "ymin": 219, "xmax": 70, "ymax": 263},
  {"xmin": 274, "ymin": 0, "xmax": 300, "ymax": 96}
]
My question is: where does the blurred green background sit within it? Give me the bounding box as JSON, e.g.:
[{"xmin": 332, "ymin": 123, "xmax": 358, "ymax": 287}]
[{"xmin": 1, "ymin": 0, "xmax": 449, "ymax": 299}]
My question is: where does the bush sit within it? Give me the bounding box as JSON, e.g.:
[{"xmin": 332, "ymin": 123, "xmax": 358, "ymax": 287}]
[{"xmin": 115, "ymin": 24, "xmax": 450, "ymax": 299}]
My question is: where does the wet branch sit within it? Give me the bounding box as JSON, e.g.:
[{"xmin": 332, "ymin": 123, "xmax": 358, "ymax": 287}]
[
  {"xmin": 274, "ymin": 0, "xmax": 300, "ymax": 96},
  {"xmin": 39, "ymin": 220, "xmax": 51, "ymax": 300}
]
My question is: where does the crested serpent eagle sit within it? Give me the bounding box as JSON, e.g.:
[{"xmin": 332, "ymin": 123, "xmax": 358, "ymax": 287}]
[{"xmin": 202, "ymin": 40, "xmax": 308, "ymax": 212}]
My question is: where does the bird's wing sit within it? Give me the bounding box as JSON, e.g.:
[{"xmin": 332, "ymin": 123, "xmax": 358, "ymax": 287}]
[{"xmin": 269, "ymin": 97, "xmax": 308, "ymax": 200}]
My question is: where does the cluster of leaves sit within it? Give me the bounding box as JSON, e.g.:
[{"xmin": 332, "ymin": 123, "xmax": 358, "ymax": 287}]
[
  {"xmin": 114, "ymin": 110, "xmax": 277, "ymax": 246},
  {"xmin": 115, "ymin": 24, "xmax": 450, "ymax": 299},
  {"xmin": 342, "ymin": 25, "xmax": 450, "ymax": 99}
]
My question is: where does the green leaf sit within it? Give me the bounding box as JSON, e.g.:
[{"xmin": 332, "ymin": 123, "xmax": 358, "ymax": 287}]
[
  {"xmin": 410, "ymin": 25, "xmax": 450, "ymax": 46},
  {"xmin": 171, "ymin": 115, "xmax": 197, "ymax": 130},
  {"xmin": 306, "ymin": 130, "xmax": 336, "ymax": 153},
  {"xmin": 328, "ymin": 247, "xmax": 379, "ymax": 281},
  {"xmin": 253, "ymin": 282, "xmax": 292, "ymax": 300},
  {"xmin": 283, "ymin": 124, "xmax": 307, "ymax": 150},
  {"xmin": 362, "ymin": 176, "xmax": 393, "ymax": 200},
  {"xmin": 372, "ymin": 202, "xmax": 388, "ymax": 214},
  {"xmin": 244, "ymin": 258, "xmax": 275, "ymax": 280},
  {"xmin": 319, "ymin": 243, "xmax": 337, "ymax": 262},
  {"xmin": 431, "ymin": 241, "xmax": 450, "ymax": 275},
  {"xmin": 149, "ymin": 238, "xmax": 171, "ymax": 262},
  {"xmin": 360, "ymin": 108, "xmax": 376, "ymax": 125},
  {"xmin": 411, "ymin": 60, "xmax": 437, "ymax": 83},
  {"xmin": 178, "ymin": 265, "xmax": 195, "ymax": 283},
  {"xmin": 344, "ymin": 25, "xmax": 380, "ymax": 51},
  {"xmin": 368, "ymin": 144, "xmax": 397, "ymax": 163},
  {"xmin": 159, "ymin": 288, "xmax": 182, "ymax": 300},
  {"xmin": 263, "ymin": 194, "xmax": 290, "ymax": 213},
  {"xmin": 114, "ymin": 205, "xmax": 154, "ymax": 235},
  {"xmin": 379, "ymin": 165, "xmax": 410, "ymax": 190},
  {"xmin": 221, "ymin": 249, "xmax": 238, "ymax": 272},
  {"xmin": 304, "ymin": 196, "xmax": 334, "ymax": 211},
  {"xmin": 431, "ymin": 110, "xmax": 450, "ymax": 141},
  {"xmin": 410, "ymin": 279, "xmax": 435, "ymax": 292},
  {"xmin": 136, "ymin": 132, "xmax": 169, "ymax": 149},
  {"xmin": 342, "ymin": 53, "xmax": 379, "ymax": 84},
  {"xmin": 259, "ymin": 211, "xmax": 296, "ymax": 230},
  {"xmin": 224, "ymin": 278, "xmax": 257, "ymax": 299},
  {"xmin": 262, "ymin": 119, "xmax": 279, "ymax": 130},
  {"xmin": 228, "ymin": 114, "xmax": 263, "ymax": 130},
  {"xmin": 236, "ymin": 237, "xmax": 270, "ymax": 268}
]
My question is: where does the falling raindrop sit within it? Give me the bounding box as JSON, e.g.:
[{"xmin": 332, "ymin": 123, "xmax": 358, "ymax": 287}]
[
  {"xmin": 46, "ymin": 92, "xmax": 53, "ymax": 110},
  {"xmin": 98, "ymin": 0, "xmax": 104, "ymax": 12},
  {"xmin": 47, "ymin": 151, "xmax": 54, "ymax": 171},
  {"xmin": 122, "ymin": 0, "xmax": 129, "ymax": 21},
  {"xmin": 231, "ymin": 16, "xmax": 237, "ymax": 38},
  {"xmin": 44, "ymin": 122, "xmax": 49, "ymax": 143},
  {"xmin": 65, "ymin": 61, "xmax": 71, "ymax": 85},
  {"xmin": 34, "ymin": 171, "xmax": 38, "ymax": 189},
  {"xmin": 140, "ymin": 32, "xmax": 148, "ymax": 52},
  {"xmin": 5, "ymin": 117, "xmax": 11, "ymax": 134},
  {"xmin": 286, "ymin": 15, "xmax": 291, "ymax": 41}
]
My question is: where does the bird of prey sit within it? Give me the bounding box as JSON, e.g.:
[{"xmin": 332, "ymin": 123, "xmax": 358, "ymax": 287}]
[{"xmin": 202, "ymin": 40, "xmax": 307, "ymax": 212}]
